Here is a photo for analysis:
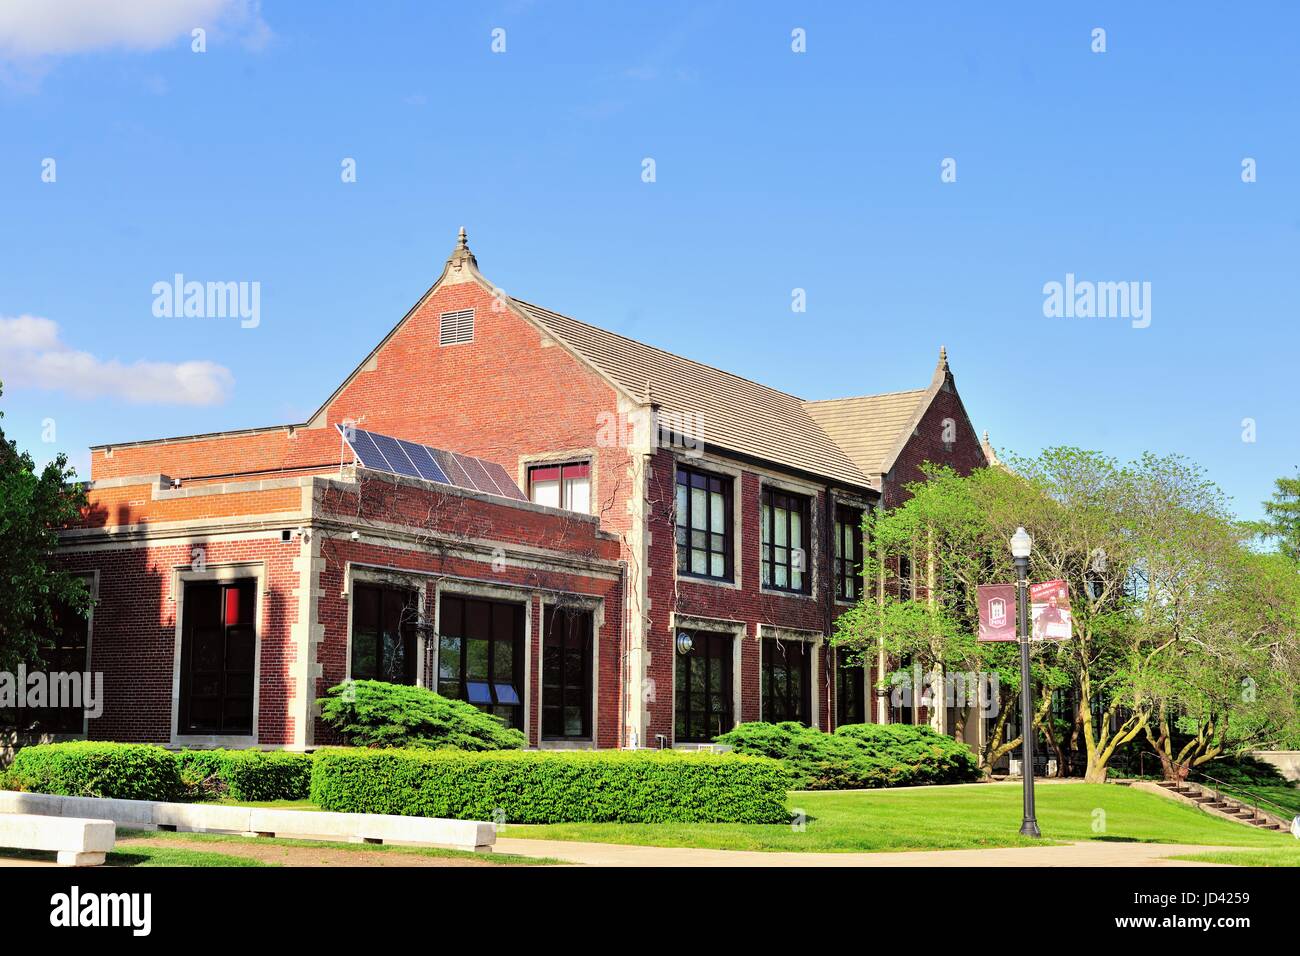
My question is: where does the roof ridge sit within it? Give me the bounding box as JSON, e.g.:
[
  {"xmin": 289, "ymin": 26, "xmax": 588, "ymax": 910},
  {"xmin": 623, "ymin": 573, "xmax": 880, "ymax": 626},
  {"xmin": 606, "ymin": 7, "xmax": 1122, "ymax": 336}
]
[
  {"xmin": 512, "ymin": 297, "xmax": 809, "ymax": 404},
  {"xmin": 804, "ymin": 387, "xmax": 928, "ymax": 406}
]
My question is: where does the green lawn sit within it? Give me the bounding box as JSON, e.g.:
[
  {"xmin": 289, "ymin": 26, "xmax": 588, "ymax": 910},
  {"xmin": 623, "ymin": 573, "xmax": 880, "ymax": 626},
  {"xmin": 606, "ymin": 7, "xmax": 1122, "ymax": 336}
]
[
  {"xmin": 506, "ymin": 783, "xmax": 1299, "ymax": 853},
  {"xmin": 1209, "ymin": 784, "xmax": 1300, "ymax": 818},
  {"xmin": 118, "ymin": 827, "xmax": 562, "ymax": 865},
  {"xmin": 1169, "ymin": 847, "xmax": 1300, "ymax": 867},
  {"xmin": 0, "ymin": 845, "xmax": 268, "ymax": 867}
]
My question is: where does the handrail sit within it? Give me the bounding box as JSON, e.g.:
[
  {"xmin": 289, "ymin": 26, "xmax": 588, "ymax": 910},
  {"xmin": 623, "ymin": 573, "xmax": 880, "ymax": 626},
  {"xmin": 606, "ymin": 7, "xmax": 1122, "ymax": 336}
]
[{"xmin": 1189, "ymin": 769, "xmax": 1295, "ymax": 822}]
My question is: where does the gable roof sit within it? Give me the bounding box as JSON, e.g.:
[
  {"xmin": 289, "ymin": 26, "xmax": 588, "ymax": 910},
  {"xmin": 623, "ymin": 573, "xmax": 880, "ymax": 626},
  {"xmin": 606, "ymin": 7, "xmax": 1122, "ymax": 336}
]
[
  {"xmin": 514, "ymin": 299, "xmax": 949, "ymax": 491},
  {"xmin": 90, "ymin": 231, "xmax": 965, "ymax": 494},
  {"xmin": 803, "ymin": 389, "xmax": 929, "ymax": 480}
]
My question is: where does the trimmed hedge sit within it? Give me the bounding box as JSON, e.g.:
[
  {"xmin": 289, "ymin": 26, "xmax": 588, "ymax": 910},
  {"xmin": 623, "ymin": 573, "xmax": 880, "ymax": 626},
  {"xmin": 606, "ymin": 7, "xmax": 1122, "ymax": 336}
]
[
  {"xmin": 310, "ymin": 748, "xmax": 794, "ymax": 823},
  {"xmin": 715, "ymin": 721, "xmax": 980, "ymax": 790},
  {"xmin": 176, "ymin": 749, "xmax": 313, "ymax": 801},
  {"xmin": 9, "ymin": 741, "xmax": 183, "ymax": 801},
  {"xmin": 317, "ymin": 680, "xmax": 526, "ymax": 751},
  {"xmin": 8, "ymin": 743, "xmax": 312, "ymax": 802}
]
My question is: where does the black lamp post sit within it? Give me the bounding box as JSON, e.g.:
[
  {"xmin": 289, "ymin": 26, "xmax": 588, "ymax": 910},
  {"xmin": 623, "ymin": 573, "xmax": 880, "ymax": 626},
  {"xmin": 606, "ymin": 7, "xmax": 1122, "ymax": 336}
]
[{"xmin": 1010, "ymin": 526, "xmax": 1041, "ymax": 838}]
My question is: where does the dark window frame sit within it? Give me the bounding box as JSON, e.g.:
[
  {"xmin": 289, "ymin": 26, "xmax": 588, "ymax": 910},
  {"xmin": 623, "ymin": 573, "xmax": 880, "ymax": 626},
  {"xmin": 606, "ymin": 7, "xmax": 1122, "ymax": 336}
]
[
  {"xmin": 542, "ymin": 605, "xmax": 593, "ymax": 740},
  {"xmin": 674, "ymin": 631, "xmax": 734, "ymax": 742},
  {"xmin": 761, "ymin": 638, "xmax": 813, "ymax": 725},
  {"xmin": 761, "ymin": 487, "xmax": 812, "ymax": 594},
  {"xmin": 898, "ymin": 553, "xmax": 913, "ymax": 601},
  {"xmin": 834, "ymin": 504, "xmax": 864, "ymax": 601},
  {"xmin": 437, "ymin": 594, "xmax": 525, "ymax": 730},
  {"xmin": 178, "ymin": 579, "xmax": 257, "ymax": 736},
  {"xmin": 349, "ymin": 583, "xmax": 420, "ymax": 685},
  {"xmin": 675, "ymin": 465, "xmax": 734, "ymax": 582},
  {"xmin": 836, "ymin": 657, "xmax": 867, "ymax": 727},
  {"xmin": 1, "ymin": 601, "xmax": 92, "ymax": 735}
]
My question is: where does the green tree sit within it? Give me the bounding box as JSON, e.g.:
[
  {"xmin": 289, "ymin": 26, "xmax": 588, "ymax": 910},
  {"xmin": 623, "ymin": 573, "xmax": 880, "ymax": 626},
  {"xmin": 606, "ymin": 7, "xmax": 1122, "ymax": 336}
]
[
  {"xmin": 0, "ymin": 382, "xmax": 91, "ymax": 672},
  {"xmin": 1257, "ymin": 472, "xmax": 1300, "ymax": 563}
]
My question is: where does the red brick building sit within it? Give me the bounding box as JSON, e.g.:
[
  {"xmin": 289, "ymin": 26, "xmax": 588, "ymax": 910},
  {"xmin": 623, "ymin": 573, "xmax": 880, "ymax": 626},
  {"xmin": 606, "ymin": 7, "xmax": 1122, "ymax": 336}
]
[{"xmin": 53, "ymin": 230, "xmax": 987, "ymax": 751}]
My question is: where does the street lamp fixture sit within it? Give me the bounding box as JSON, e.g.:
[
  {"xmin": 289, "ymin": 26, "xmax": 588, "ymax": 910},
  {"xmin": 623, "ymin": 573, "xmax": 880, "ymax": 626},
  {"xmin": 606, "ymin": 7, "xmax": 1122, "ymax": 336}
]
[{"xmin": 1010, "ymin": 526, "xmax": 1041, "ymax": 837}]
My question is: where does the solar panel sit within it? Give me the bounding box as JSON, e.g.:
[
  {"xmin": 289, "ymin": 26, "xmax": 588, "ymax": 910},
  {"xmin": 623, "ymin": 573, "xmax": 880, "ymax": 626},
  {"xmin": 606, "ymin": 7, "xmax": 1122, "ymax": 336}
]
[
  {"xmin": 398, "ymin": 439, "xmax": 450, "ymax": 484},
  {"xmin": 369, "ymin": 432, "xmax": 421, "ymax": 478},
  {"xmin": 337, "ymin": 425, "xmax": 526, "ymax": 501}
]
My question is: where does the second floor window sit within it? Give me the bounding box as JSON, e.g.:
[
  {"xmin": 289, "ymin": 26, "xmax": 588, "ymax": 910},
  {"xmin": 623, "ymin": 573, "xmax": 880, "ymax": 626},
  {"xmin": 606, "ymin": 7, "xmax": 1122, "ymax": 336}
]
[
  {"xmin": 834, "ymin": 505, "xmax": 863, "ymax": 601},
  {"xmin": 529, "ymin": 461, "xmax": 590, "ymax": 513},
  {"xmin": 761, "ymin": 488, "xmax": 811, "ymax": 593},
  {"xmin": 898, "ymin": 554, "xmax": 913, "ymax": 601},
  {"xmin": 675, "ymin": 465, "xmax": 733, "ymax": 580}
]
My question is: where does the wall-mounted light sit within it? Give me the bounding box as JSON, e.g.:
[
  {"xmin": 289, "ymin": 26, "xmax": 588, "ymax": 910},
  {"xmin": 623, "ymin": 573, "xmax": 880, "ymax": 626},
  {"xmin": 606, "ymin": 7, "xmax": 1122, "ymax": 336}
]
[{"xmin": 675, "ymin": 631, "xmax": 694, "ymax": 655}]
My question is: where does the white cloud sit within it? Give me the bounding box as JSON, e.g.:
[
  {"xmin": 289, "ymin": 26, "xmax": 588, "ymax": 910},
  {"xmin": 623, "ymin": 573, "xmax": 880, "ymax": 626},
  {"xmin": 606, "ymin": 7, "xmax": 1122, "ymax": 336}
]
[
  {"xmin": 0, "ymin": 0, "xmax": 268, "ymax": 59},
  {"xmin": 0, "ymin": 314, "xmax": 233, "ymax": 405}
]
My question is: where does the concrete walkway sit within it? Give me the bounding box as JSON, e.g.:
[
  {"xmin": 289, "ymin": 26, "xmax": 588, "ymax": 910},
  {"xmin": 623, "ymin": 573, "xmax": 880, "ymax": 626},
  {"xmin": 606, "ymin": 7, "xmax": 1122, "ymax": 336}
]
[{"xmin": 494, "ymin": 837, "xmax": 1236, "ymax": 867}]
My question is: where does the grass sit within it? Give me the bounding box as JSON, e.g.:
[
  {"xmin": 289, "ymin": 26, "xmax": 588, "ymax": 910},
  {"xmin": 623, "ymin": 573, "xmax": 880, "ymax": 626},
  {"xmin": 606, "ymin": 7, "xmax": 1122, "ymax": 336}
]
[
  {"xmin": 505, "ymin": 783, "xmax": 1299, "ymax": 854},
  {"xmin": 1207, "ymin": 784, "xmax": 1300, "ymax": 818},
  {"xmin": 1168, "ymin": 847, "xmax": 1300, "ymax": 867},
  {"xmin": 118, "ymin": 827, "xmax": 563, "ymax": 865},
  {"xmin": 0, "ymin": 845, "xmax": 268, "ymax": 867}
]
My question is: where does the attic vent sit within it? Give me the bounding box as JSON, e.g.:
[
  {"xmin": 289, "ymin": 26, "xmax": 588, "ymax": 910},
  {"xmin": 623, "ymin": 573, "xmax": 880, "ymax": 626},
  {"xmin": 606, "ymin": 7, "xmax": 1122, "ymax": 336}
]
[{"xmin": 439, "ymin": 308, "xmax": 475, "ymax": 346}]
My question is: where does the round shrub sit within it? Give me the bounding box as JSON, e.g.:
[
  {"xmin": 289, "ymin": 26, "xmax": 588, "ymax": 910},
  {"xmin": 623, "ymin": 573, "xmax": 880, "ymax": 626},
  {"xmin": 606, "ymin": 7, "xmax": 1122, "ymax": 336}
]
[
  {"xmin": 317, "ymin": 680, "xmax": 526, "ymax": 751},
  {"xmin": 10, "ymin": 741, "xmax": 183, "ymax": 801},
  {"xmin": 716, "ymin": 721, "xmax": 980, "ymax": 790}
]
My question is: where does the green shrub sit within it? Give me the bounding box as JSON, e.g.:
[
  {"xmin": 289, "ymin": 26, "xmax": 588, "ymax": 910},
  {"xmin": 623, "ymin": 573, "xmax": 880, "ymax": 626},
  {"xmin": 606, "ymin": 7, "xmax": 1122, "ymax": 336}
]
[
  {"xmin": 10, "ymin": 742, "xmax": 183, "ymax": 801},
  {"xmin": 0, "ymin": 769, "xmax": 26, "ymax": 792},
  {"xmin": 177, "ymin": 749, "xmax": 313, "ymax": 801},
  {"xmin": 716, "ymin": 721, "xmax": 980, "ymax": 790},
  {"xmin": 310, "ymin": 748, "xmax": 793, "ymax": 823},
  {"xmin": 317, "ymin": 680, "xmax": 526, "ymax": 751}
]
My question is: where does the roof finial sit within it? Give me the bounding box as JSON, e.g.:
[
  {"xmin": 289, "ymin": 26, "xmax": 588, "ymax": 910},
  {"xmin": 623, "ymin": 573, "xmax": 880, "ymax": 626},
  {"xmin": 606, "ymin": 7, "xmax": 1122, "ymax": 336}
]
[
  {"xmin": 939, "ymin": 344, "xmax": 948, "ymax": 366},
  {"xmin": 446, "ymin": 226, "xmax": 478, "ymax": 271},
  {"xmin": 643, "ymin": 378, "xmax": 655, "ymax": 405}
]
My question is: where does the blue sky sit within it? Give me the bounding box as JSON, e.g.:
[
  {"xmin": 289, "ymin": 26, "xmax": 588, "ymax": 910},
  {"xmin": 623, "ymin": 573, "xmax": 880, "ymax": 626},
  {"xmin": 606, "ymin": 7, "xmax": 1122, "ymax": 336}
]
[{"xmin": 1, "ymin": 1, "xmax": 1296, "ymax": 520}]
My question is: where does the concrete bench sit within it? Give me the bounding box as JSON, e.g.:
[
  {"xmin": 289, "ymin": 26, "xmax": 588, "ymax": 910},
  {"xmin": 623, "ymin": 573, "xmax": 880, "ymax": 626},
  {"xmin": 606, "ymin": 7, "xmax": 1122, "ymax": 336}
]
[
  {"xmin": 0, "ymin": 790, "xmax": 494, "ymax": 853},
  {"xmin": 0, "ymin": 813, "xmax": 115, "ymax": 866}
]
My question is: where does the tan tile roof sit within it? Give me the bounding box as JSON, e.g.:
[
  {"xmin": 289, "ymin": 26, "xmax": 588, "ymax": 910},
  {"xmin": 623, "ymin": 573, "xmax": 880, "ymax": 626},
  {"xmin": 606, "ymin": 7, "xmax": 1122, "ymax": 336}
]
[
  {"xmin": 803, "ymin": 390, "xmax": 929, "ymax": 479},
  {"xmin": 515, "ymin": 298, "xmax": 932, "ymax": 490}
]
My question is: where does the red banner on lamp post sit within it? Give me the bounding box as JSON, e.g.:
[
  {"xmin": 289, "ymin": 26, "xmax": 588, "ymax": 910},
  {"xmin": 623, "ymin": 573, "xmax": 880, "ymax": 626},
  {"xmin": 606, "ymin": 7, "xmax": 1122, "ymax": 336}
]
[
  {"xmin": 1030, "ymin": 579, "xmax": 1072, "ymax": 641},
  {"xmin": 977, "ymin": 584, "xmax": 1017, "ymax": 642}
]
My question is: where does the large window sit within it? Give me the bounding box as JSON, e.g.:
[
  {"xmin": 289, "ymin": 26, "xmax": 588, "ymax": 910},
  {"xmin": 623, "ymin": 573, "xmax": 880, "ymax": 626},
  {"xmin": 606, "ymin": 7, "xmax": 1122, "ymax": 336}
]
[
  {"xmin": 179, "ymin": 580, "xmax": 256, "ymax": 735},
  {"xmin": 529, "ymin": 461, "xmax": 590, "ymax": 513},
  {"xmin": 675, "ymin": 465, "xmax": 733, "ymax": 580},
  {"xmin": 834, "ymin": 505, "xmax": 864, "ymax": 601},
  {"xmin": 1, "ymin": 602, "xmax": 91, "ymax": 735},
  {"xmin": 836, "ymin": 659, "xmax": 867, "ymax": 727},
  {"xmin": 438, "ymin": 595, "xmax": 524, "ymax": 730},
  {"xmin": 761, "ymin": 488, "xmax": 811, "ymax": 593},
  {"xmin": 542, "ymin": 606, "xmax": 593, "ymax": 739},
  {"xmin": 675, "ymin": 631, "xmax": 733, "ymax": 742},
  {"xmin": 762, "ymin": 638, "xmax": 812, "ymax": 724},
  {"xmin": 350, "ymin": 584, "xmax": 419, "ymax": 685}
]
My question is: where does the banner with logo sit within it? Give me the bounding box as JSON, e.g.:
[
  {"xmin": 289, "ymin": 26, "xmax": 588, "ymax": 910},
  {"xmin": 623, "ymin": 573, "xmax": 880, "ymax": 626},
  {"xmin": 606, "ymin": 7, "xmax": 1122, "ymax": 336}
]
[
  {"xmin": 1030, "ymin": 579, "xmax": 1072, "ymax": 641},
  {"xmin": 977, "ymin": 584, "xmax": 1016, "ymax": 641}
]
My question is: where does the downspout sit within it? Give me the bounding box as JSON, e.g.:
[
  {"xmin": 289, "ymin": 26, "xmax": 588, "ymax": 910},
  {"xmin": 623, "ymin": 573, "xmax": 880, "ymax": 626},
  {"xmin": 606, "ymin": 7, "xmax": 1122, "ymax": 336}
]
[{"xmin": 824, "ymin": 484, "xmax": 835, "ymax": 731}]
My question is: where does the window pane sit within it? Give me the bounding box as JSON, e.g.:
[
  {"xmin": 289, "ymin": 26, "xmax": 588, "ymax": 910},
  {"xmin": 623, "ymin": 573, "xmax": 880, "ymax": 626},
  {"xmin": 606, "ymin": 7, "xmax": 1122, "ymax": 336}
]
[
  {"xmin": 690, "ymin": 488, "xmax": 707, "ymax": 529},
  {"xmin": 675, "ymin": 482, "xmax": 688, "ymax": 527},
  {"xmin": 532, "ymin": 478, "xmax": 560, "ymax": 508},
  {"xmin": 761, "ymin": 504, "xmax": 770, "ymax": 545},
  {"xmin": 710, "ymin": 553, "xmax": 724, "ymax": 577},
  {"xmin": 709, "ymin": 491, "xmax": 725, "ymax": 533},
  {"xmin": 565, "ymin": 476, "xmax": 591, "ymax": 512},
  {"xmin": 775, "ymin": 510, "xmax": 788, "ymax": 546},
  {"xmin": 438, "ymin": 636, "xmax": 460, "ymax": 680}
]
